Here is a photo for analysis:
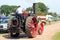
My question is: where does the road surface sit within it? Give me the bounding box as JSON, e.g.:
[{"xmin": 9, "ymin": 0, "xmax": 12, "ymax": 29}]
[{"xmin": 0, "ymin": 21, "xmax": 60, "ymax": 40}]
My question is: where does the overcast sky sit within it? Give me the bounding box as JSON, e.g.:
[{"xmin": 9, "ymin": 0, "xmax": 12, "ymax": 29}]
[{"xmin": 0, "ymin": 0, "xmax": 60, "ymax": 14}]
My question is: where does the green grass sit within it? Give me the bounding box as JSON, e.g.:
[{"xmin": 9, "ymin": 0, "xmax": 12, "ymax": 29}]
[{"xmin": 53, "ymin": 32, "xmax": 60, "ymax": 40}]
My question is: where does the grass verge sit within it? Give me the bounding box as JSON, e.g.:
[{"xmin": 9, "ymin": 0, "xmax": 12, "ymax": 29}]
[{"xmin": 53, "ymin": 32, "xmax": 60, "ymax": 40}]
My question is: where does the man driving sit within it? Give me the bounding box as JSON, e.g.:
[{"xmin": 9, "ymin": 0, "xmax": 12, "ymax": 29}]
[{"xmin": 16, "ymin": 6, "xmax": 23, "ymax": 20}]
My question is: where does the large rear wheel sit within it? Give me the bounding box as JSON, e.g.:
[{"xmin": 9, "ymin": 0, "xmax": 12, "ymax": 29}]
[{"xmin": 25, "ymin": 16, "xmax": 38, "ymax": 38}]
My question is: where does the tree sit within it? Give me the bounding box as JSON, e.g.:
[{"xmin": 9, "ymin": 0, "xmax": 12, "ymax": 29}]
[
  {"xmin": 26, "ymin": 2, "xmax": 49, "ymax": 15},
  {"xmin": 0, "ymin": 8, "xmax": 1, "ymax": 14},
  {"xmin": 48, "ymin": 12, "xmax": 57, "ymax": 17},
  {"xmin": 1, "ymin": 5, "xmax": 10, "ymax": 15},
  {"xmin": 10, "ymin": 6, "xmax": 18, "ymax": 12},
  {"xmin": 35, "ymin": 2, "xmax": 49, "ymax": 15},
  {"xmin": 52, "ymin": 13, "xmax": 57, "ymax": 17},
  {"xmin": 26, "ymin": 7, "xmax": 33, "ymax": 11},
  {"xmin": 0, "ymin": 5, "xmax": 17, "ymax": 15}
]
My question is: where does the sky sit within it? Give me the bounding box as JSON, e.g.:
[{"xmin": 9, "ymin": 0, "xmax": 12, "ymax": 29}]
[{"xmin": 0, "ymin": 0, "xmax": 60, "ymax": 14}]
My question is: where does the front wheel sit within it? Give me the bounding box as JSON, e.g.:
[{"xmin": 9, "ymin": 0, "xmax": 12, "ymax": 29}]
[{"xmin": 38, "ymin": 23, "xmax": 44, "ymax": 35}]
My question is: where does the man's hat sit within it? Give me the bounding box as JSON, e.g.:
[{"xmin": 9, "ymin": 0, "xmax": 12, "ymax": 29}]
[{"xmin": 18, "ymin": 6, "xmax": 20, "ymax": 7}]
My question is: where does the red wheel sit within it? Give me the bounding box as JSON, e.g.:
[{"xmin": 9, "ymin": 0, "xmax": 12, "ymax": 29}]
[
  {"xmin": 38, "ymin": 23, "xmax": 44, "ymax": 35},
  {"xmin": 25, "ymin": 16, "xmax": 38, "ymax": 38},
  {"xmin": 30, "ymin": 17, "xmax": 38, "ymax": 37}
]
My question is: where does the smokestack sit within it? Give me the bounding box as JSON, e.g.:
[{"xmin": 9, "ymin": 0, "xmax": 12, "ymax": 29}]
[{"xmin": 33, "ymin": 3, "xmax": 36, "ymax": 15}]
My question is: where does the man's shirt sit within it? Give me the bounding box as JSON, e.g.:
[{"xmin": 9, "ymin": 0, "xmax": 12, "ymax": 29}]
[{"xmin": 16, "ymin": 7, "xmax": 22, "ymax": 14}]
